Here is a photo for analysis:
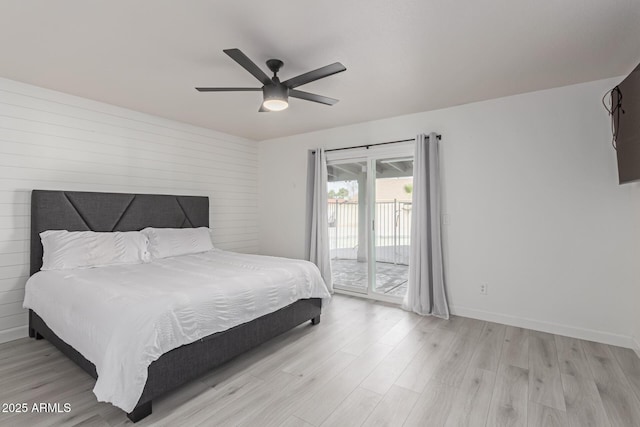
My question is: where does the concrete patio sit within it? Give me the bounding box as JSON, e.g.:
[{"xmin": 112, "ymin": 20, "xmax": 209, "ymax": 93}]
[{"xmin": 331, "ymin": 259, "xmax": 408, "ymax": 297}]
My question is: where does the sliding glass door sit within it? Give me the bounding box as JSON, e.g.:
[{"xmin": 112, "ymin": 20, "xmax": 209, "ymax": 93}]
[
  {"xmin": 327, "ymin": 160, "xmax": 368, "ymax": 294},
  {"xmin": 372, "ymin": 157, "xmax": 413, "ymax": 297},
  {"xmin": 327, "ymin": 147, "xmax": 414, "ymax": 302}
]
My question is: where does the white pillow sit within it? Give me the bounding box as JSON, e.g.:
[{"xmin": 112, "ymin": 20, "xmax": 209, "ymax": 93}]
[
  {"xmin": 40, "ymin": 230, "xmax": 150, "ymax": 271},
  {"xmin": 141, "ymin": 227, "xmax": 213, "ymax": 259}
]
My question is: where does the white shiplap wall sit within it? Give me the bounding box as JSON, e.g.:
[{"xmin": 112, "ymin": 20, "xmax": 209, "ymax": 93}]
[{"xmin": 0, "ymin": 77, "xmax": 259, "ymax": 343}]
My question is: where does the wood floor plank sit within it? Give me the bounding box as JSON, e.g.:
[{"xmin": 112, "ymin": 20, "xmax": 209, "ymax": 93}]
[
  {"xmin": 403, "ymin": 380, "xmax": 458, "ymax": 427},
  {"xmin": 377, "ymin": 313, "xmax": 423, "ymax": 347},
  {"xmin": 279, "ymin": 415, "xmax": 315, "ymax": 427},
  {"xmin": 71, "ymin": 414, "xmax": 111, "ymax": 427},
  {"xmin": 0, "ymin": 340, "xmax": 52, "ymax": 364},
  {"xmin": 131, "ymin": 378, "xmax": 209, "ymax": 424},
  {"xmin": 554, "ymin": 335, "xmax": 592, "ymax": 378},
  {"xmin": 528, "ymin": 331, "xmax": 566, "ymax": 410},
  {"xmin": 609, "ymin": 344, "xmax": 640, "ymax": 403},
  {"xmin": 0, "ymin": 338, "xmax": 54, "ymax": 357},
  {"xmin": 501, "ymin": 326, "xmax": 529, "ymax": 370},
  {"xmin": 278, "ymin": 320, "xmax": 368, "ymax": 377},
  {"xmin": 319, "ymin": 387, "xmax": 382, "ymax": 427},
  {"xmin": 361, "ymin": 385, "xmax": 419, "ymax": 427},
  {"xmin": 157, "ymin": 373, "xmax": 267, "ymax": 426},
  {"xmin": 561, "ymin": 373, "xmax": 611, "ymax": 427},
  {"xmin": 431, "ymin": 323, "xmax": 483, "ymax": 387},
  {"xmin": 0, "ymin": 351, "xmax": 67, "ymax": 386},
  {"xmin": 238, "ymin": 350, "xmax": 357, "ymax": 427},
  {"xmin": 468, "ymin": 322, "xmax": 506, "ymax": 373},
  {"xmin": 527, "ymin": 402, "xmax": 568, "ymax": 427},
  {"xmin": 444, "ymin": 367, "xmax": 496, "ymax": 427},
  {"xmin": 0, "ymin": 337, "xmax": 31, "ymax": 351},
  {"xmin": 194, "ymin": 372, "xmax": 297, "ymax": 427},
  {"xmin": 394, "ymin": 327, "xmax": 456, "ymax": 393},
  {"xmin": 487, "ymin": 364, "xmax": 529, "ymax": 427},
  {"xmin": 340, "ymin": 312, "xmax": 405, "ymax": 356},
  {"xmin": 293, "ymin": 342, "xmax": 393, "ymax": 426},
  {"xmin": 435, "ymin": 315, "xmax": 467, "ymax": 333},
  {"xmin": 582, "ymin": 340, "xmax": 640, "ymax": 427},
  {"xmin": 360, "ymin": 327, "xmax": 428, "ymax": 395},
  {"xmin": 415, "ymin": 314, "xmax": 443, "ymax": 332},
  {"xmin": 459, "ymin": 317, "xmax": 488, "ymax": 336}
]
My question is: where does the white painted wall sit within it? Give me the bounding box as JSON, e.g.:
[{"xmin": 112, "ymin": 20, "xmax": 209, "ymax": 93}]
[
  {"xmin": 259, "ymin": 77, "xmax": 640, "ymax": 348},
  {"xmin": 0, "ymin": 77, "xmax": 259, "ymax": 343}
]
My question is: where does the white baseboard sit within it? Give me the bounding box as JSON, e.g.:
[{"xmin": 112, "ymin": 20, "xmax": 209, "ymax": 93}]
[
  {"xmin": 0, "ymin": 326, "xmax": 28, "ymax": 344},
  {"xmin": 633, "ymin": 335, "xmax": 640, "ymax": 359},
  {"xmin": 450, "ymin": 304, "xmax": 635, "ymax": 349}
]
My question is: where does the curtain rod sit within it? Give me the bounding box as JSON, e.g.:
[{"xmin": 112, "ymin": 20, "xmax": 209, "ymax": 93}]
[{"xmin": 312, "ymin": 134, "xmax": 442, "ymax": 154}]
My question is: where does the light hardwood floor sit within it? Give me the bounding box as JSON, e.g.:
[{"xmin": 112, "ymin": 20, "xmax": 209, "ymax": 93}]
[{"xmin": 1, "ymin": 295, "xmax": 640, "ymax": 427}]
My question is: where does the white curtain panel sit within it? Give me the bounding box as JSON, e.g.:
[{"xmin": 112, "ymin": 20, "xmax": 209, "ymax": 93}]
[
  {"xmin": 309, "ymin": 148, "xmax": 333, "ymax": 293},
  {"xmin": 402, "ymin": 133, "xmax": 449, "ymax": 318}
]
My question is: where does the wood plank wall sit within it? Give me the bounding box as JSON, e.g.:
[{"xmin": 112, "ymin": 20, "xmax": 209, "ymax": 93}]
[{"xmin": 0, "ymin": 77, "xmax": 259, "ymax": 343}]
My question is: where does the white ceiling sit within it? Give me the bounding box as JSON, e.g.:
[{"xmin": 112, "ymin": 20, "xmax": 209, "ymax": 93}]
[{"xmin": 1, "ymin": 1, "xmax": 639, "ymax": 141}]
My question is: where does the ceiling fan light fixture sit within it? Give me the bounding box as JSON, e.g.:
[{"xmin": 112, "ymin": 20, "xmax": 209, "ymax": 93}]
[
  {"xmin": 263, "ymin": 84, "xmax": 289, "ymax": 111},
  {"xmin": 263, "ymin": 99, "xmax": 288, "ymax": 111}
]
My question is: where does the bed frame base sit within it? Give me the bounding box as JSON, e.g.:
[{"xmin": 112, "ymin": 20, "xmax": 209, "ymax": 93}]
[
  {"xmin": 28, "ymin": 298, "xmax": 322, "ymax": 422},
  {"xmin": 127, "ymin": 401, "xmax": 152, "ymax": 423}
]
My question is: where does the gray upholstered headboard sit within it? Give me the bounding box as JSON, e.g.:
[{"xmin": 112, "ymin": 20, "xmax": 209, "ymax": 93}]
[{"xmin": 30, "ymin": 190, "xmax": 209, "ymax": 275}]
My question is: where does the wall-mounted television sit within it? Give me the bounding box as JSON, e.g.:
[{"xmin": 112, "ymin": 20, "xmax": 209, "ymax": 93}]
[{"xmin": 612, "ymin": 62, "xmax": 640, "ymax": 184}]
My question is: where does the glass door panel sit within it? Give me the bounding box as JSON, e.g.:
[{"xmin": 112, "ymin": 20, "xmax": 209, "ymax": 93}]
[
  {"xmin": 372, "ymin": 157, "xmax": 413, "ymax": 297},
  {"xmin": 327, "ymin": 161, "xmax": 368, "ymax": 293}
]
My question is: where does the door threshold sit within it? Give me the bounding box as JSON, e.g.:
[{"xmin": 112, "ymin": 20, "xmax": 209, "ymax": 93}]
[{"xmin": 334, "ymin": 288, "xmax": 404, "ymax": 305}]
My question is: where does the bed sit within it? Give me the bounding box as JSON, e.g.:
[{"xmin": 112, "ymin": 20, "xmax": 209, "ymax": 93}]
[{"xmin": 25, "ymin": 190, "xmax": 326, "ymax": 422}]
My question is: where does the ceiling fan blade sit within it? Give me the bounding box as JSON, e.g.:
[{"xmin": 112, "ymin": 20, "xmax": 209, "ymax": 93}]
[
  {"xmin": 289, "ymin": 89, "xmax": 339, "ymax": 105},
  {"xmin": 195, "ymin": 87, "xmax": 262, "ymax": 92},
  {"xmin": 223, "ymin": 48, "xmax": 272, "ymax": 86},
  {"xmin": 283, "ymin": 62, "xmax": 346, "ymax": 89}
]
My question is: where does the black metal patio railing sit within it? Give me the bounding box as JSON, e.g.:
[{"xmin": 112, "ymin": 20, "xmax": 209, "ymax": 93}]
[{"xmin": 328, "ymin": 200, "xmax": 411, "ymax": 265}]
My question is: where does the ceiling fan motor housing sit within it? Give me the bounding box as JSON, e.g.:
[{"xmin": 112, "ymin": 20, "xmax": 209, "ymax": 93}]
[{"xmin": 263, "ymin": 82, "xmax": 289, "ymax": 103}]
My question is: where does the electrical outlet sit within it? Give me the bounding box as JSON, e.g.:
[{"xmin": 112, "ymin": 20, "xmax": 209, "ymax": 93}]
[{"xmin": 479, "ymin": 283, "xmax": 488, "ymax": 295}]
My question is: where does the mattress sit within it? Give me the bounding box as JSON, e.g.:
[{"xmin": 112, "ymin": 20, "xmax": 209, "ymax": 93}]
[{"xmin": 23, "ymin": 249, "xmax": 331, "ymax": 412}]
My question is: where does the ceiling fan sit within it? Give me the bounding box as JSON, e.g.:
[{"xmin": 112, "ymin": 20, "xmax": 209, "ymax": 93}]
[{"xmin": 195, "ymin": 48, "xmax": 346, "ymax": 112}]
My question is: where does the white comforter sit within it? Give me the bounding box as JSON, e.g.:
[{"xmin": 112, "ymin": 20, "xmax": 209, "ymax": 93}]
[{"xmin": 23, "ymin": 249, "xmax": 330, "ymax": 412}]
